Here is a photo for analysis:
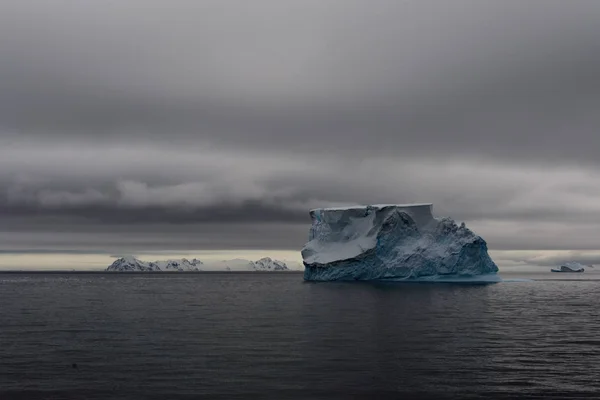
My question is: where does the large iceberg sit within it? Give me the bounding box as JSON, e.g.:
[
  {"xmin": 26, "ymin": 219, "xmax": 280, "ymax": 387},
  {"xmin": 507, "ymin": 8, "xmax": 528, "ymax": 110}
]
[{"xmin": 301, "ymin": 204, "xmax": 499, "ymax": 282}]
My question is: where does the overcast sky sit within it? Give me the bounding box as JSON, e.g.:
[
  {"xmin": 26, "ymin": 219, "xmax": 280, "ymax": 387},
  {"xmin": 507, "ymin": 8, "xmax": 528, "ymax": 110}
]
[{"xmin": 2, "ymin": 1, "xmax": 600, "ymax": 268}]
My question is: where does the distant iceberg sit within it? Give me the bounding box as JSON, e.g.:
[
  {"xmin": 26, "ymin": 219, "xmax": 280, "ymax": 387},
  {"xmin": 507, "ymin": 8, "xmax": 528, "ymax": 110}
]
[
  {"xmin": 107, "ymin": 256, "xmax": 291, "ymax": 272},
  {"xmin": 551, "ymin": 262, "xmax": 586, "ymax": 273},
  {"xmin": 301, "ymin": 204, "xmax": 499, "ymax": 282}
]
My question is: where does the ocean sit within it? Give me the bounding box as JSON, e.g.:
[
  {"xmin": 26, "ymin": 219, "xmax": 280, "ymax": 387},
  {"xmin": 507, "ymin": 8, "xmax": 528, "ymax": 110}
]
[{"xmin": 1, "ymin": 272, "xmax": 599, "ymax": 399}]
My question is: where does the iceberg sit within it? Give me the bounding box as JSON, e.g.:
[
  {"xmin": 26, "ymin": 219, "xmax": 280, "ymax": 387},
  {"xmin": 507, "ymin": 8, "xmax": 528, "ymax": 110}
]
[
  {"xmin": 551, "ymin": 262, "xmax": 586, "ymax": 273},
  {"xmin": 301, "ymin": 204, "xmax": 499, "ymax": 282}
]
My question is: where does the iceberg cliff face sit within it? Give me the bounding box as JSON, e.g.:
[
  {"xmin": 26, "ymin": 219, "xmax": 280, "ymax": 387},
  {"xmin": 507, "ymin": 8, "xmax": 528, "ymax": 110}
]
[{"xmin": 301, "ymin": 204, "xmax": 498, "ymax": 281}]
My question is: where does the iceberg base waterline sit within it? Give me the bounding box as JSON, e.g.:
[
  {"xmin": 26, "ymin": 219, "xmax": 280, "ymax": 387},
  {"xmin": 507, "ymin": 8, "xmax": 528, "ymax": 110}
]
[{"xmin": 303, "ymin": 269, "xmax": 502, "ymax": 283}]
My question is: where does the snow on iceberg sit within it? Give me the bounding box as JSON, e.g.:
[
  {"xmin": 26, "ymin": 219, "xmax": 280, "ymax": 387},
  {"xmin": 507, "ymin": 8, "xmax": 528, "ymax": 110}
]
[
  {"xmin": 551, "ymin": 262, "xmax": 587, "ymax": 272},
  {"xmin": 301, "ymin": 203, "xmax": 499, "ymax": 282}
]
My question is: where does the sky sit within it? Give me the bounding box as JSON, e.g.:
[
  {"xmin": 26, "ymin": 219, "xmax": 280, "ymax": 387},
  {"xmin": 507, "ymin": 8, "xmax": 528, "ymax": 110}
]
[{"xmin": 1, "ymin": 1, "xmax": 600, "ymax": 269}]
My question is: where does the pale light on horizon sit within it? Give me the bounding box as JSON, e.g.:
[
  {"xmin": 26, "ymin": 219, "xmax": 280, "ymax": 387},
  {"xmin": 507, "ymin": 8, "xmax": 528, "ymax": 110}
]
[
  {"xmin": 0, "ymin": 250, "xmax": 304, "ymax": 270},
  {"xmin": 1, "ymin": 249, "xmax": 598, "ymax": 271}
]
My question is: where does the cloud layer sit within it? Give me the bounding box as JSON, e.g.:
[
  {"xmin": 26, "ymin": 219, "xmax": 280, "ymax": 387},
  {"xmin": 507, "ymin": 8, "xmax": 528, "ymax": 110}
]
[
  {"xmin": 1, "ymin": 1, "xmax": 600, "ymax": 259},
  {"xmin": 3, "ymin": 141, "xmax": 600, "ymax": 253}
]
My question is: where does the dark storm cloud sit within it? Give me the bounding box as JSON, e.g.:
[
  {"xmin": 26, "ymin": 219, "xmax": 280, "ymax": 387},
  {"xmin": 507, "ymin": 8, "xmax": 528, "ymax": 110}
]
[
  {"xmin": 1, "ymin": 202, "xmax": 309, "ymax": 225},
  {"xmin": 524, "ymin": 253, "xmax": 600, "ymax": 267},
  {"xmin": 0, "ymin": 223, "xmax": 309, "ymax": 252},
  {"xmin": 1, "ymin": 1, "xmax": 599, "ymax": 160},
  {"xmin": 1, "ymin": 1, "xmax": 600, "ymax": 253},
  {"xmin": 0, "ymin": 249, "xmax": 103, "ymax": 255},
  {"xmin": 3, "ymin": 143, "xmax": 600, "ymax": 252}
]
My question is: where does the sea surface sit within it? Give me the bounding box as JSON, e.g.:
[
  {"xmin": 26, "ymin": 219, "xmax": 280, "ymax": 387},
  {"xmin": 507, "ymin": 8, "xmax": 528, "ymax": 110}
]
[{"xmin": 1, "ymin": 271, "xmax": 600, "ymax": 399}]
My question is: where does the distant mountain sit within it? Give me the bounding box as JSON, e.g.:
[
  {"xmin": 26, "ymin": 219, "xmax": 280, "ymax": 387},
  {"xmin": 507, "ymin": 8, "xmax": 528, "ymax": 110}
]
[
  {"xmin": 106, "ymin": 256, "xmax": 295, "ymax": 272},
  {"xmin": 107, "ymin": 256, "xmax": 157, "ymax": 272},
  {"xmin": 107, "ymin": 256, "xmax": 203, "ymax": 272},
  {"xmin": 253, "ymin": 257, "xmax": 289, "ymax": 271}
]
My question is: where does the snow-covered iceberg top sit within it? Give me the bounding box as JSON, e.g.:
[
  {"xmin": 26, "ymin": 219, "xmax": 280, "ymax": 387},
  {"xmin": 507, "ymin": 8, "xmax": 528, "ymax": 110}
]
[
  {"xmin": 107, "ymin": 256, "xmax": 290, "ymax": 272},
  {"xmin": 301, "ymin": 204, "xmax": 499, "ymax": 281},
  {"xmin": 551, "ymin": 262, "xmax": 586, "ymax": 272}
]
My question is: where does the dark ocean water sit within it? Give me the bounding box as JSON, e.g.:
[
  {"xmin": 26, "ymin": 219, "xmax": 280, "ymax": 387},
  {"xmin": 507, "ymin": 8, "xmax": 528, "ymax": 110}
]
[{"xmin": 1, "ymin": 272, "xmax": 600, "ymax": 399}]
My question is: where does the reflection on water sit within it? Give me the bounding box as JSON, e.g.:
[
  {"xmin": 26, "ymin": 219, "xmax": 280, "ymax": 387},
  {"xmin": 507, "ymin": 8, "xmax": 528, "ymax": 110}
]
[{"xmin": 1, "ymin": 273, "xmax": 599, "ymax": 399}]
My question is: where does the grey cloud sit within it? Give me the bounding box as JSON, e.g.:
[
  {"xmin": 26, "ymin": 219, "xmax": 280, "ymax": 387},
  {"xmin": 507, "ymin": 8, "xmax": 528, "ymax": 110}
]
[
  {"xmin": 0, "ymin": 223, "xmax": 309, "ymax": 253},
  {"xmin": 3, "ymin": 141, "xmax": 600, "ymax": 252},
  {"xmin": 531, "ymin": 254, "xmax": 600, "ymax": 267},
  {"xmin": 0, "ymin": 1, "xmax": 600, "ymax": 163},
  {"xmin": 1, "ymin": 1, "xmax": 600, "ymax": 255},
  {"xmin": 1, "ymin": 202, "xmax": 309, "ymax": 225},
  {"xmin": 0, "ymin": 249, "xmax": 106, "ymax": 255}
]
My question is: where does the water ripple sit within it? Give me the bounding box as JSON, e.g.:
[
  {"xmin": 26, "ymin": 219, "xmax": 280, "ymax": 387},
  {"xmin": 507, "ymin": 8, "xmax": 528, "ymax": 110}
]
[{"xmin": 0, "ymin": 273, "xmax": 598, "ymax": 398}]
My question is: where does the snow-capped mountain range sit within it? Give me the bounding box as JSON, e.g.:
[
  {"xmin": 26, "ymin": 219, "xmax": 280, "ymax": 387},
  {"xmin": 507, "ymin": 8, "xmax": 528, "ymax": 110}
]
[{"xmin": 106, "ymin": 256, "xmax": 296, "ymax": 272}]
